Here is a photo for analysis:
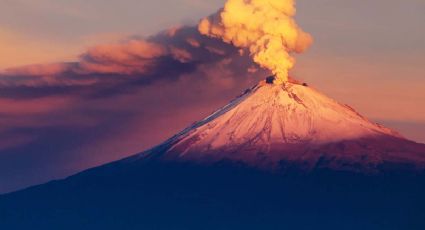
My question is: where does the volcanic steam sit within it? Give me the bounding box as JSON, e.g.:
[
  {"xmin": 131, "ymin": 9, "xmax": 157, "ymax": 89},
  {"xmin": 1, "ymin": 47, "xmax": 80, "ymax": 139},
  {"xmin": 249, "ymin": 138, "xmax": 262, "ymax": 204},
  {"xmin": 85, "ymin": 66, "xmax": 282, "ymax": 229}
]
[{"xmin": 198, "ymin": 0, "xmax": 313, "ymax": 84}]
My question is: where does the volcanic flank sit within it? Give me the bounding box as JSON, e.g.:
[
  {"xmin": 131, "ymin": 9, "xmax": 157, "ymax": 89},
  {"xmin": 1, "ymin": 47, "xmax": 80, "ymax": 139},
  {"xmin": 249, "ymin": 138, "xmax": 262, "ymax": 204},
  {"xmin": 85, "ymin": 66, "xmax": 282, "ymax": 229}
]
[
  {"xmin": 2, "ymin": 77, "xmax": 425, "ymax": 230},
  {"xmin": 131, "ymin": 77, "xmax": 425, "ymax": 173}
]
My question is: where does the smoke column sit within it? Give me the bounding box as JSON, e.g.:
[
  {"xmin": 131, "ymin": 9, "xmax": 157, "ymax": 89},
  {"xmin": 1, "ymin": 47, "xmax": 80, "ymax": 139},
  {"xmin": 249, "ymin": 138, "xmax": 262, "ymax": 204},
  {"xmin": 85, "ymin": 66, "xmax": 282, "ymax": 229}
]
[{"xmin": 198, "ymin": 0, "xmax": 313, "ymax": 84}]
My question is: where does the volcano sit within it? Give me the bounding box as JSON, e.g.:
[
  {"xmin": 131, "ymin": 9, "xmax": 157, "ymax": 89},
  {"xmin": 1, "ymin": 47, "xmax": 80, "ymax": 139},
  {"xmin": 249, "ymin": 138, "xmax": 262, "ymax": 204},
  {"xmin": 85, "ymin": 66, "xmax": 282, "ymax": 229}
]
[
  {"xmin": 137, "ymin": 78, "xmax": 425, "ymax": 172},
  {"xmin": 1, "ymin": 77, "xmax": 425, "ymax": 230}
]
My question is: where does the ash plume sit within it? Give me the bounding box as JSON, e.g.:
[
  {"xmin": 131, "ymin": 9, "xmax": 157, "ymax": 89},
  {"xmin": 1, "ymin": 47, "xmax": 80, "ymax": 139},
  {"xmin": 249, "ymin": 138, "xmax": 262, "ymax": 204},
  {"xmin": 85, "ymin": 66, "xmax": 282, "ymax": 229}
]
[{"xmin": 198, "ymin": 0, "xmax": 313, "ymax": 84}]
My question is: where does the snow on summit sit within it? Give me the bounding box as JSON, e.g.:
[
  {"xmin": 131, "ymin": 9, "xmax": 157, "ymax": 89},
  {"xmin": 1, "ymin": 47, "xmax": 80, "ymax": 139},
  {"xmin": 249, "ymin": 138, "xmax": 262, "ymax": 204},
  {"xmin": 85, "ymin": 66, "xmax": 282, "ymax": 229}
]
[
  {"xmin": 173, "ymin": 79, "xmax": 399, "ymax": 147},
  {"xmin": 133, "ymin": 77, "xmax": 425, "ymax": 172}
]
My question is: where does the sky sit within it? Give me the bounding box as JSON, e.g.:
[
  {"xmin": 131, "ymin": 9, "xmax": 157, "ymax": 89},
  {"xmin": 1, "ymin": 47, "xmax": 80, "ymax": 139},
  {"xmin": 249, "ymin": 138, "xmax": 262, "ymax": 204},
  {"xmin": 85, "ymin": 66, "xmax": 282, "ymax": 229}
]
[{"xmin": 0, "ymin": 0, "xmax": 424, "ymax": 194}]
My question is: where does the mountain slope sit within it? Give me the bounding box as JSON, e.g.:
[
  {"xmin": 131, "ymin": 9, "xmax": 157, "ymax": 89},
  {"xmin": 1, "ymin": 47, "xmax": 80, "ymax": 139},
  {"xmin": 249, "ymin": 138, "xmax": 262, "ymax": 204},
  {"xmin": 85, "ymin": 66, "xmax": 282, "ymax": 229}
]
[
  {"xmin": 1, "ymin": 154, "xmax": 425, "ymax": 230},
  {"xmin": 131, "ymin": 79, "xmax": 425, "ymax": 172},
  {"xmin": 1, "ymin": 78, "xmax": 425, "ymax": 230}
]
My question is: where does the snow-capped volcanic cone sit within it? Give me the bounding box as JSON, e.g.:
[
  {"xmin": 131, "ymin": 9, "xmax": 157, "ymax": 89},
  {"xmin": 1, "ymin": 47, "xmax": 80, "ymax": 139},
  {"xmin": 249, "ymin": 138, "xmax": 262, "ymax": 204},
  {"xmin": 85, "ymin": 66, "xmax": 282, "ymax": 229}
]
[
  {"xmin": 133, "ymin": 77, "xmax": 425, "ymax": 172},
  {"xmin": 2, "ymin": 77, "xmax": 425, "ymax": 230}
]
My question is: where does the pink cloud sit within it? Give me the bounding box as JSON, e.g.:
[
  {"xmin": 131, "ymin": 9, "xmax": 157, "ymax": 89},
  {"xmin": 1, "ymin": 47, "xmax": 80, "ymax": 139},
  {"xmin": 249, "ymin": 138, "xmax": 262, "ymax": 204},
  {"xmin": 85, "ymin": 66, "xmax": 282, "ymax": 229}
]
[
  {"xmin": 170, "ymin": 46, "xmax": 193, "ymax": 63},
  {"xmin": 6, "ymin": 63, "xmax": 71, "ymax": 76},
  {"xmin": 186, "ymin": 38, "xmax": 201, "ymax": 48},
  {"xmin": 78, "ymin": 40, "xmax": 168, "ymax": 75}
]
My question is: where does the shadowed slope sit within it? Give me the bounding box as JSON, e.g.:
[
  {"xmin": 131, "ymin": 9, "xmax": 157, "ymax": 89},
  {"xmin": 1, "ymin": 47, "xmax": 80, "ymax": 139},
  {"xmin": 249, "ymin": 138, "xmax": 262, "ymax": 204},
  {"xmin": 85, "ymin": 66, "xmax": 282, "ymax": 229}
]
[{"xmin": 1, "ymin": 159, "xmax": 425, "ymax": 230}]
